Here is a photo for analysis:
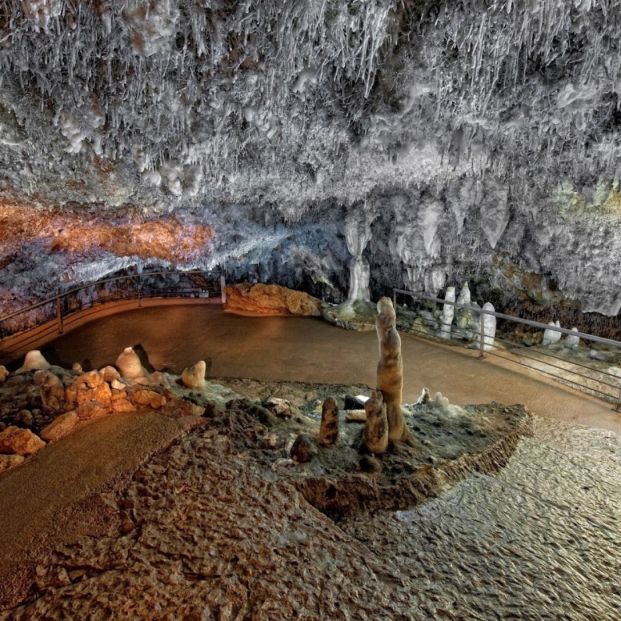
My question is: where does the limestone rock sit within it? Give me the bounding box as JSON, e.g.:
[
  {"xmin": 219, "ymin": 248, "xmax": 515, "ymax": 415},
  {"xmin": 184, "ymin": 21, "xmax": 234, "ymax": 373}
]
[
  {"xmin": 0, "ymin": 454, "xmax": 25, "ymax": 473},
  {"xmin": 363, "ymin": 390, "xmax": 389, "ymax": 455},
  {"xmin": 100, "ymin": 365, "xmax": 121, "ymax": 383},
  {"xmin": 263, "ymin": 396, "xmax": 293, "ymax": 419},
  {"xmin": 225, "ymin": 283, "xmax": 322, "ymax": 317},
  {"xmin": 0, "ymin": 426, "xmax": 45, "ymax": 455},
  {"xmin": 129, "ymin": 388, "xmax": 166, "ymax": 409},
  {"xmin": 72, "ymin": 362, "xmax": 83, "ymax": 373},
  {"xmin": 0, "ymin": 366, "xmax": 8, "ymax": 383},
  {"xmin": 290, "ymin": 434, "xmax": 318, "ymax": 463},
  {"xmin": 376, "ymin": 297, "xmax": 409, "ymax": 443},
  {"xmin": 474, "ymin": 302, "xmax": 497, "ymax": 351},
  {"xmin": 115, "ymin": 347, "xmax": 147, "ymax": 380},
  {"xmin": 319, "ymin": 397, "xmax": 339, "ymax": 446},
  {"xmin": 439, "ymin": 286, "xmax": 456, "ymax": 339},
  {"xmin": 181, "ymin": 361, "xmax": 206, "ymax": 389},
  {"xmin": 543, "ymin": 321, "xmax": 562, "ymax": 346},
  {"xmin": 16, "ymin": 350, "xmax": 50, "ymax": 373},
  {"xmin": 564, "ymin": 327, "xmax": 580, "ymax": 349},
  {"xmin": 15, "ymin": 409, "xmax": 34, "ymax": 428},
  {"xmin": 39, "ymin": 372, "xmax": 66, "ymax": 413},
  {"xmin": 415, "ymin": 387, "xmax": 431, "ymax": 405},
  {"xmin": 345, "ymin": 410, "xmax": 367, "ymax": 422},
  {"xmin": 70, "ymin": 371, "xmax": 112, "ymax": 421},
  {"xmin": 41, "ymin": 411, "xmax": 79, "ymax": 442}
]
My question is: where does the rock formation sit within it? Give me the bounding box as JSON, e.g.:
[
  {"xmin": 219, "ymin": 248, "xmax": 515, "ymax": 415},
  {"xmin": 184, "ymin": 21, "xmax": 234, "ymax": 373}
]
[
  {"xmin": 0, "ymin": 366, "xmax": 8, "ymax": 383},
  {"xmin": 543, "ymin": 321, "xmax": 563, "ymax": 346},
  {"xmin": 564, "ymin": 328, "xmax": 581, "ymax": 350},
  {"xmin": 363, "ymin": 390, "xmax": 389, "ymax": 455},
  {"xmin": 224, "ymin": 284, "xmax": 322, "ymax": 317},
  {"xmin": 344, "ymin": 212, "xmax": 373, "ymax": 304},
  {"xmin": 181, "ymin": 361, "xmax": 207, "ymax": 390},
  {"xmin": 319, "ymin": 397, "xmax": 339, "ymax": 446},
  {"xmin": 16, "ymin": 350, "xmax": 50, "ymax": 373},
  {"xmin": 0, "ymin": 426, "xmax": 45, "ymax": 455},
  {"xmin": 375, "ymin": 297, "xmax": 410, "ymax": 443},
  {"xmin": 439, "ymin": 286, "xmax": 456, "ymax": 339},
  {"xmin": 478, "ymin": 303, "xmax": 497, "ymax": 352},
  {"xmin": 115, "ymin": 347, "xmax": 147, "ymax": 380},
  {"xmin": 415, "ymin": 387, "xmax": 431, "ymax": 405},
  {"xmin": 290, "ymin": 434, "xmax": 317, "ymax": 463}
]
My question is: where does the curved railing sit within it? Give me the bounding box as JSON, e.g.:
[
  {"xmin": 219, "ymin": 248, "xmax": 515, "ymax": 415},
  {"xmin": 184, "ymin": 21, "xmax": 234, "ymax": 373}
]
[
  {"xmin": 393, "ymin": 288, "xmax": 621, "ymax": 411},
  {"xmin": 0, "ymin": 269, "xmax": 224, "ymax": 362}
]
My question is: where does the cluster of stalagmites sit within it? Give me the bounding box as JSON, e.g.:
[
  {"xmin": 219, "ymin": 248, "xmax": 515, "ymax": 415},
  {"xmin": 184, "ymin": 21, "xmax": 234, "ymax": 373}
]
[
  {"xmin": 0, "ymin": 348, "xmax": 211, "ymax": 474},
  {"xmin": 290, "ymin": 297, "xmax": 413, "ymax": 462}
]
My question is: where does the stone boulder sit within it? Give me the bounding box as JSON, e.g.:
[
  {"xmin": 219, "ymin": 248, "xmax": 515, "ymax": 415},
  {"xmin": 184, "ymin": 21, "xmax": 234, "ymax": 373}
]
[
  {"xmin": 225, "ymin": 283, "xmax": 322, "ymax": 316},
  {"xmin": 290, "ymin": 434, "xmax": 318, "ymax": 463},
  {"xmin": 16, "ymin": 350, "xmax": 50, "ymax": 373},
  {"xmin": 115, "ymin": 347, "xmax": 147, "ymax": 380},
  {"xmin": 0, "ymin": 426, "xmax": 45, "ymax": 455},
  {"xmin": 66, "ymin": 371, "xmax": 113, "ymax": 421},
  {"xmin": 41, "ymin": 411, "xmax": 79, "ymax": 443},
  {"xmin": 181, "ymin": 361, "xmax": 207, "ymax": 389},
  {"xmin": 129, "ymin": 388, "xmax": 167, "ymax": 410},
  {"xmin": 0, "ymin": 454, "xmax": 25, "ymax": 474}
]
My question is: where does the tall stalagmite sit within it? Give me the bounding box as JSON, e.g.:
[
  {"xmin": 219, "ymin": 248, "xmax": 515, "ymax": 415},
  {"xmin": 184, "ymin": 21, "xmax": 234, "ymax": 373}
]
[{"xmin": 375, "ymin": 297, "xmax": 409, "ymax": 443}]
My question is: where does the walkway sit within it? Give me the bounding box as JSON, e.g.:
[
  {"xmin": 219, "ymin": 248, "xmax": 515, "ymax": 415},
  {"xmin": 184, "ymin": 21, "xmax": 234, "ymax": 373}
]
[{"xmin": 35, "ymin": 304, "xmax": 621, "ymax": 433}]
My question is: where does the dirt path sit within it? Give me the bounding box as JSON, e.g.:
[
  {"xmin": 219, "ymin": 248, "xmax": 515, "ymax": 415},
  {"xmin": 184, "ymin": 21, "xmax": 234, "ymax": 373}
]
[
  {"xmin": 39, "ymin": 305, "xmax": 621, "ymax": 432},
  {"xmin": 0, "ymin": 411, "xmax": 202, "ymax": 609}
]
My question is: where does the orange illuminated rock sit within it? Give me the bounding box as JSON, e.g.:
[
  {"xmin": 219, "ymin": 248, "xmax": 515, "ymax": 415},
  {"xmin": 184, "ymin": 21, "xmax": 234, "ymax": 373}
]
[
  {"xmin": 130, "ymin": 388, "xmax": 166, "ymax": 409},
  {"xmin": 41, "ymin": 411, "xmax": 79, "ymax": 443},
  {"xmin": 0, "ymin": 426, "xmax": 45, "ymax": 455},
  {"xmin": 0, "ymin": 454, "xmax": 25, "ymax": 473},
  {"xmin": 0, "ymin": 366, "xmax": 8, "ymax": 383},
  {"xmin": 225, "ymin": 283, "xmax": 322, "ymax": 316}
]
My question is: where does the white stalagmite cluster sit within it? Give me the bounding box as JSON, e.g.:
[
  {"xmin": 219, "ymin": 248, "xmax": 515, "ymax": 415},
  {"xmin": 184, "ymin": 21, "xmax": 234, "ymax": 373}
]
[
  {"xmin": 543, "ymin": 321, "xmax": 563, "ymax": 346},
  {"xmin": 345, "ymin": 212, "xmax": 373, "ymax": 304},
  {"xmin": 439, "ymin": 286, "xmax": 456, "ymax": 339}
]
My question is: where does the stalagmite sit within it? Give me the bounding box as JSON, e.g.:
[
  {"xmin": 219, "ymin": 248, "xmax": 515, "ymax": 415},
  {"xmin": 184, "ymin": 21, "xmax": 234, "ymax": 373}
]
[
  {"xmin": 344, "ymin": 213, "xmax": 372, "ymax": 304},
  {"xmin": 0, "ymin": 366, "xmax": 8, "ymax": 383},
  {"xmin": 477, "ymin": 302, "xmax": 497, "ymax": 351},
  {"xmin": 115, "ymin": 347, "xmax": 147, "ymax": 380},
  {"xmin": 564, "ymin": 327, "xmax": 580, "ymax": 349},
  {"xmin": 181, "ymin": 360, "xmax": 207, "ymax": 389},
  {"xmin": 319, "ymin": 397, "xmax": 339, "ymax": 446},
  {"xmin": 363, "ymin": 390, "xmax": 389, "ymax": 455},
  {"xmin": 439, "ymin": 286, "xmax": 456, "ymax": 339},
  {"xmin": 543, "ymin": 321, "xmax": 562, "ymax": 346},
  {"xmin": 415, "ymin": 387, "xmax": 430, "ymax": 405},
  {"xmin": 16, "ymin": 350, "xmax": 50, "ymax": 373},
  {"xmin": 456, "ymin": 282, "xmax": 471, "ymax": 307},
  {"xmin": 376, "ymin": 296, "xmax": 410, "ymax": 443}
]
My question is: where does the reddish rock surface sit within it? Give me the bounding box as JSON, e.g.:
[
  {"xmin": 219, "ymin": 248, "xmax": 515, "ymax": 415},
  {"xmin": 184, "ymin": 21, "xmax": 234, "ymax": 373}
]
[
  {"xmin": 0, "ymin": 427, "xmax": 45, "ymax": 455},
  {"xmin": 225, "ymin": 283, "xmax": 322, "ymax": 316},
  {"xmin": 40, "ymin": 411, "xmax": 79, "ymax": 443}
]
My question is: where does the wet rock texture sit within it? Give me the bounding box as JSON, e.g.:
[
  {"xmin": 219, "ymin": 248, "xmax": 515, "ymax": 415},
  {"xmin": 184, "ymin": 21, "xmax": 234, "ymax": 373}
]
[
  {"xmin": 4, "ymin": 409, "xmax": 619, "ymax": 619},
  {"xmin": 1, "ymin": 3, "xmax": 621, "ymax": 321},
  {"xmin": 0, "ymin": 393, "xmax": 550, "ymax": 618}
]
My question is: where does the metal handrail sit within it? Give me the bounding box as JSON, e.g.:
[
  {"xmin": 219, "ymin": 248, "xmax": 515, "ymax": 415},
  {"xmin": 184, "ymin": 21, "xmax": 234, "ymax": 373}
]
[
  {"xmin": 393, "ymin": 287, "xmax": 621, "ymax": 411},
  {"xmin": 0, "ymin": 269, "xmax": 219, "ymax": 323},
  {"xmin": 393, "ymin": 288, "xmax": 621, "ymax": 349},
  {"xmin": 0, "ymin": 269, "xmax": 224, "ymax": 343}
]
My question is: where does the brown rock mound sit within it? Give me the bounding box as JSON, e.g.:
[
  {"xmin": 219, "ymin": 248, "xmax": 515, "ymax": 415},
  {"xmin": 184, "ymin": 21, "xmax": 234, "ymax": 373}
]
[
  {"xmin": 225, "ymin": 283, "xmax": 322, "ymax": 316},
  {"xmin": 0, "ymin": 427, "xmax": 45, "ymax": 455}
]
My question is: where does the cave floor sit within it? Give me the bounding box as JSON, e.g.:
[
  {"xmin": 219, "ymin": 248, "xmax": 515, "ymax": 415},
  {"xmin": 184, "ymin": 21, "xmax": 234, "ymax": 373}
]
[
  {"xmin": 38, "ymin": 304, "xmax": 621, "ymax": 433},
  {"xmin": 1, "ymin": 408, "xmax": 619, "ymax": 620}
]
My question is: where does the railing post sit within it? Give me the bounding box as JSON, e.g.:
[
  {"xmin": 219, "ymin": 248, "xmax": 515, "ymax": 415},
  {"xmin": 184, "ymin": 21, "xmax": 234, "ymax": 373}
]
[
  {"xmin": 393, "ymin": 288, "xmax": 397, "ymax": 308},
  {"xmin": 220, "ymin": 275, "xmax": 227, "ymax": 305},
  {"xmin": 56, "ymin": 295, "xmax": 64, "ymax": 335},
  {"xmin": 478, "ymin": 309, "xmax": 485, "ymax": 359}
]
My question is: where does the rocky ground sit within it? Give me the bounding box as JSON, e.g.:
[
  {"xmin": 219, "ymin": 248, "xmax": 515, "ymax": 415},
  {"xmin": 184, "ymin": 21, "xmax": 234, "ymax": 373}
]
[{"xmin": 1, "ymin": 402, "xmax": 618, "ymax": 620}]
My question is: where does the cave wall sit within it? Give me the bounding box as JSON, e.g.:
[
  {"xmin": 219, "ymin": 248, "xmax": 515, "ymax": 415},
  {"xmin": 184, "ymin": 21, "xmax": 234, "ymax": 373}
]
[{"xmin": 0, "ymin": 1, "xmax": 619, "ymax": 318}]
